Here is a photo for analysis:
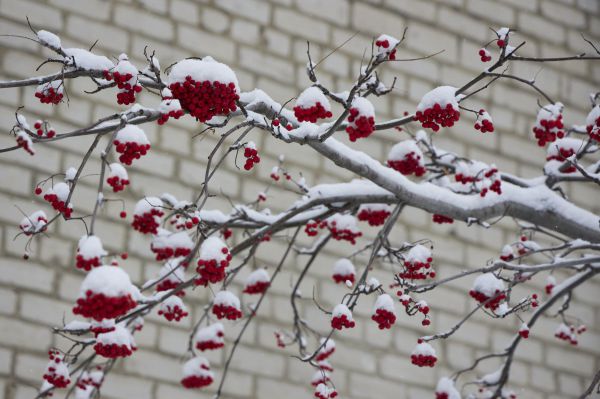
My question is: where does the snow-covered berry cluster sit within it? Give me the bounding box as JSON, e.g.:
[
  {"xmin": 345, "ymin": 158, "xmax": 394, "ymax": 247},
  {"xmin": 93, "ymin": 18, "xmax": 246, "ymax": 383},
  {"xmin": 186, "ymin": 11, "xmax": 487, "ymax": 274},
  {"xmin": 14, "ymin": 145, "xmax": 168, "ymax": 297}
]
[
  {"xmin": 499, "ymin": 244, "xmax": 515, "ymax": 262},
  {"xmin": 432, "ymin": 214, "xmax": 454, "ymax": 224},
  {"xmin": 371, "ymin": 293, "xmax": 396, "ymax": 329},
  {"xmin": 305, "ymin": 219, "xmax": 326, "ymax": 236},
  {"xmin": 496, "ymin": 27, "xmax": 510, "ymax": 48},
  {"xmin": 167, "ymin": 58, "xmax": 239, "ymax": 123},
  {"xmin": 243, "ymin": 269, "xmax": 270, "ymax": 294},
  {"xmin": 332, "ymin": 258, "xmax": 356, "ymax": 285},
  {"xmin": 357, "ymin": 203, "xmax": 392, "ymax": 226},
  {"xmin": 294, "ymin": 86, "xmax": 333, "ymax": 122},
  {"xmin": 375, "ymin": 34, "xmax": 399, "ymax": 60},
  {"xmin": 195, "ymin": 323, "xmax": 225, "ymax": 351},
  {"xmin": 94, "ymin": 325, "xmax": 136, "ymax": 358},
  {"xmin": 151, "ymin": 229, "xmax": 194, "ymax": 261},
  {"xmin": 35, "ymin": 80, "xmax": 64, "ymax": 104},
  {"xmin": 545, "ymin": 137, "xmax": 582, "ymax": 174},
  {"xmin": 387, "ymin": 140, "xmax": 426, "ymax": 176},
  {"xmin": 90, "ymin": 319, "xmax": 115, "ymax": 336},
  {"xmin": 158, "ymin": 295, "xmax": 189, "ymax": 322},
  {"xmin": 15, "ymin": 129, "xmax": 35, "ymax": 155},
  {"xmin": 72, "ymin": 266, "xmax": 137, "ymax": 321},
  {"xmin": 76, "ymin": 235, "xmax": 107, "ymax": 271},
  {"xmin": 345, "ymin": 97, "xmax": 375, "ymax": 142},
  {"xmin": 325, "ymin": 214, "xmax": 362, "ymax": 244},
  {"xmin": 399, "ymin": 244, "xmax": 435, "ymax": 280},
  {"xmin": 132, "ymin": 197, "xmax": 164, "ymax": 234},
  {"xmin": 43, "ymin": 350, "xmax": 70, "ymax": 388},
  {"xmin": 314, "ymin": 383, "xmax": 338, "ymax": 399},
  {"xmin": 331, "ymin": 303, "xmax": 355, "ymax": 330},
  {"xmin": 19, "ymin": 210, "xmax": 48, "ymax": 236},
  {"xmin": 554, "ymin": 323, "xmax": 582, "ymax": 345},
  {"xmin": 518, "ymin": 323, "xmax": 530, "ymax": 339},
  {"xmin": 195, "ymin": 237, "xmax": 231, "ymax": 286},
  {"xmin": 33, "ymin": 120, "xmax": 56, "ymax": 138},
  {"xmin": 114, "ymin": 124, "xmax": 151, "ymax": 165},
  {"xmin": 157, "ymin": 88, "xmax": 184, "ymax": 125},
  {"xmin": 316, "ymin": 338, "xmax": 336, "ymax": 362},
  {"xmin": 474, "ymin": 109, "xmax": 494, "ymax": 133},
  {"xmin": 44, "ymin": 182, "xmax": 73, "ymax": 217},
  {"xmin": 435, "ymin": 377, "xmax": 460, "ymax": 399},
  {"xmin": 478, "ymin": 48, "xmax": 492, "ymax": 62},
  {"xmin": 181, "ymin": 357, "xmax": 214, "ymax": 389},
  {"xmin": 545, "ymin": 275, "xmax": 556, "ymax": 295},
  {"xmin": 532, "ymin": 103, "xmax": 565, "ymax": 146},
  {"xmin": 414, "ymin": 86, "xmax": 460, "ymax": 132},
  {"xmin": 243, "ymin": 141, "xmax": 260, "ymax": 170},
  {"xmin": 411, "ymin": 339, "xmax": 437, "ymax": 367},
  {"xmin": 212, "ymin": 290, "xmax": 242, "ymax": 320},
  {"xmin": 455, "ymin": 161, "xmax": 502, "ymax": 197},
  {"xmin": 586, "ymin": 105, "xmax": 600, "ymax": 142},
  {"xmin": 103, "ymin": 54, "xmax": 141, "ymax": 105},
  {"xmin": 469, "ymin": 273, "xmax": 506, "ymax": 311},
  {"xmin": 106, "ymin": 163, "xmax": 129, "ymax": 192},
  {"xmin": 155, "ymin": 258, "xmax": 187, "ymax": 296}
]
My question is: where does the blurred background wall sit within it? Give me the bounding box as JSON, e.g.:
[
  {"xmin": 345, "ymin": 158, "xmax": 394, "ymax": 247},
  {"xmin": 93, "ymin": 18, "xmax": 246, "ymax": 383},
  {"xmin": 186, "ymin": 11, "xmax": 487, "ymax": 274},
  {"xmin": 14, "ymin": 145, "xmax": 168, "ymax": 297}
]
[{"xmin": 0, "ymin": 0, "xmax": 599, "ymax": 398}]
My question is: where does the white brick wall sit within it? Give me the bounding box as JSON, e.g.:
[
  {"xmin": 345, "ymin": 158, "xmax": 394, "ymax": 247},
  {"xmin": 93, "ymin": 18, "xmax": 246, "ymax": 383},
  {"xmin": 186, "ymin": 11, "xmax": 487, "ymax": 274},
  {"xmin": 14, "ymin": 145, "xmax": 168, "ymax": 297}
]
[{"xmin": 0, "ymin": 1, "xmax": 599, "ymax": 398}]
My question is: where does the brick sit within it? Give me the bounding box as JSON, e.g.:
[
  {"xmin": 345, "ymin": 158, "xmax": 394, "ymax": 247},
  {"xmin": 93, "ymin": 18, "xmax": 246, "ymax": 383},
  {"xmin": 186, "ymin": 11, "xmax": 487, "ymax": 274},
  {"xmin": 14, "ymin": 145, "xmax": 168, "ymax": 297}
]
[
  {"xmin": 49, "ymin": 0, "xmax": 110, "ymax": 21},
  {"xmin": 170, "ymin": 0, "xmax": 200, "ymax": 25},
  {"xmin": 65, "ymin": 15, "xmax": 129, "ymax": 53},
  {"xmin": 0, "ymin": 258, "xmax": 54, "ymax": 292},
  {"xmin": 274, "ymin": 7, "xmax": 330, "ymax": 43},
  {"xmin": 231, "ymin": 19, "xmax": 261, "ymax": 45},
  {"xmin": 216, "ymin": 0, "xmax": 271, "ymax": 25},
  {"xmin": 0, "ymin": 0, "xmax": 63, "ymax": 30},
  {"xmin": 0, "ymin": 316, "xmax": 52, "ymax": 351},
  {"xmin": 384, "ymin": 0, "xmax": 436, "ymax": 22},
  {"xmin": 466, "ymin": 0, "xmax": 515, "ymax": 25},
  {"xmin": 240, "ymin": 48, "xmax": 295, "ymax": 83},
  {"xmin": 114, "ymin": 5, "xmax": 174, "ymax": 41},
  {"xmin": 201, "ymin": 8, "xmax": 230, "ymax": 34},
  {"xmin": 177, "ymin": 25, "xmax": 236, "ymax": 62},
  {"xmin": 541, "ymin": 1, "xmax": 586, "ymax": 28},
  {"xmin": 296, "ymin": 0, "xmax": 351, "ymax": 26},
  {"xmin": 19, "ymin": 294, "xmax": 71, "ymax": 325},
  {"xmin": 351, "ymin": 2, "xmax": 405, "ymax": 38},
  {"xmin": 518, "ymin": 12, "xmax": 566, "ymax": 44}
]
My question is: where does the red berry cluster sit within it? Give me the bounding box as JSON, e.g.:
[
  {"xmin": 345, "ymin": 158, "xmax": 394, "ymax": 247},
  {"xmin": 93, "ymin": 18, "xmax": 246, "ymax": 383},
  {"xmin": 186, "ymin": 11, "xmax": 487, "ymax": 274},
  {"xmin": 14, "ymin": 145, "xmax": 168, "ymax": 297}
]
[
  {"xmin": 587, "ymin": 115, "xmax": 600, "ymax": 141},
  {"xmin": 73, "ymin": 291, "xmax": 137, "ymax": 321},
  {"xmin": 387, "ymin": 152, "xmax": 426, "ymax": 176},
  {"xmin": 16, "ymin": 132, "xmax": 34, "ymax": 155},
  {"xmin": 468, "ymin": 289, "xmax": 506, "ymax": 311},
  {"xmin": 414, "ymin": 103, "xmax": 460, "ymax": 132},
  {"xmin": 332, "ymin": 272, "xmax": 355, "ymax": 285},
  {"xmin": 114, "ymin": 138, "xmax": 151, "ymax": 165},
  {"xmin": 432, "ymin": 214, "xmax": 453, "ymax": 224},
  {"xmin": 357, "ymin": 207, "xmax": 391, "ymax": 226},
  {"xmin": 411, "ymin": 341, "xmax": 437, "ymax": 367},
  {"xmin": 555, "ymin": 325, "xmax": 579, "ymax": 345},
  {"xmin": 103, "ymin": 70, "xmax": 142, "ymax": 105},
  {"xmin": 156, "ymin": 280, "xmax": 185, "ymax": 297},
  {"xmin": 157, "ymin": 107, "xmax": 184, "ymax": 125},
  {"xmin": 478, "ymin": 48, "xmax": 492, "ymax": 62},
  {"xmin": 94, "ymin": 342, "xmax": 134, "ymax": 358},
  {"xmin": 44, "ymin": 193, "xmax": 72, "ymax": 218},
  {"xmin": 328, "ymin": 223, "xmax": 362, "ymax": 244},
  {"xmin": 132, "ymin": 208, "xmax": 164, "ymax": 234},
  {"xmin": 399, "ymin": 257, "xmax": 435, "ymax": 280},
  {"xmin": 519, "ymin": 326, "xmax": 529, "ymax": 339},
  {"xmin": 474, "ymin": 109, "xmax": 494, "ymax": 133},
  {"xmin": 75, "ymin": 254, "xmax": 101, "ymax": 271},
  {"xmin": 151, "ymin": 245, "xmax": 192, "ymax": 262},
  {"xmin": 315, "ymin": 346, "xmax": 335, "ymax": 362},
  {"xmin": 331, "ymin": 314, "xmax": 355, "ymax": 330},
  {"xmin": 170, "ymin": 214, "xmax": 200, "ymax": 230},
  {"xmin": 181, "ymin": 374, "xmax": 213, "ymax": 389},
  {"xmin": 195, "ymin": 248, "xmax": 232, "ymax": 286},
  {"xmin": 375, "ymin": 38, "xmax": 397, "ymax": 60},
  {"xmin": 533, "ymin": 111, "xmax": 564, "ymax": 146},
  {"xmin": 547, "ymin": 147, "xmax": 577, "ymax": 173},
  {"xmin": 212, "ymin": 303, "xmax": 243, "ymax": 320},
  {"xmin": 159, "ymin": 303, "xmax": 189, "ymax": 322},
  {"xmin": 305, "ymin": 219, "xmax": 326, "ymax": 236},
  {"xmin": 90, "ymin": 323, "xmax": 115, "ymax": 336},
  {"xmin": 480, "ymin": 179, "xmax": 502, "ymax": 197},
  {"xmin": 346, "ymin": 107, "xmax": 375, "ymax": 141},
  {"xmin": 106, "ymin": 175, "xmax": 129, "ymax": 192},
  {"xmin": 34, "ymin": 121, "xmax": 56, "ymax": 138},
  {"xmin": 43, "ymin": 350, "xmax": 70, "ymax": 388},
  {"xmin": 169, "ymin": 77, "xmax": 238, "ymax": 123},
  {"xmin": 243, "ymin": 145, "xmax": 260, "ymax": 170},
  {"xmin": 243, "ymin": 280, "xmax": 270, "ymax": 295},
  {"xmin": 371, "ymin": 308, "xmax": 396, "ymax": 330},
  {"xmin": 196, "ymin": 332, "xmax": 225, "ymax": 351},
  {"xmin": 294, "ymin": 103, "xmax": 333, "ymax": 123},
  {"xmin": 35, "ymin": 84, "xmax": 63, "ymax": 104}
]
